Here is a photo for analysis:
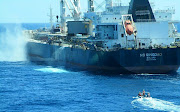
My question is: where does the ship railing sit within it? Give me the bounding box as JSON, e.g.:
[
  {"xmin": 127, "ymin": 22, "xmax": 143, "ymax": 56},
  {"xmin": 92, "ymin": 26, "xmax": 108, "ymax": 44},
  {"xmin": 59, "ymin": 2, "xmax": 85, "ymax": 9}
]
[
  {"xmin": 154, "ymin": 9, "xmax": 175, "ymax": 14},
  {"xmin": 112, "ymin": 3, "xmax": 128, "ymax": 7},
  {"xmin": 112, "ymin": 3, "xmax": 122, "ymax": 7},
  {"xmin": 136, "ymin": 19, "xmax": 156, "ymax": 22},
  {"xmin": 176, "ymin": 33, "xmax": 180, "ymax": 37}
]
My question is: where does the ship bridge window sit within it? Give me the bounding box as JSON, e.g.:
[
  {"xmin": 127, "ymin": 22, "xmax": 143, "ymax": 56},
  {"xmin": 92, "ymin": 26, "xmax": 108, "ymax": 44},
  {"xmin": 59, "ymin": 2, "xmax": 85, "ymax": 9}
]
[{"xmin": 121, "ymin": 34, "xmax": 124, "ymax": 37}]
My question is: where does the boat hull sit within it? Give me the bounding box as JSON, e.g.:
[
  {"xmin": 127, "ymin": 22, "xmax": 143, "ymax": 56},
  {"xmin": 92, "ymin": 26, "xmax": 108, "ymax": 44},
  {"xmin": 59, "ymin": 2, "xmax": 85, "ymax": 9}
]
[{"xmin": 27, "ymin": 42, "xmax": 180, "ymax": 74}]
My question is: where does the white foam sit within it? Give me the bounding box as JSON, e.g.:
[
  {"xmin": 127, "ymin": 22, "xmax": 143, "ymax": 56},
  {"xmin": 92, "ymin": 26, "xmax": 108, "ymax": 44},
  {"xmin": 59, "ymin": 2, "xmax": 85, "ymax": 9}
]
[
  {"xmin": 0, "ymin": 24, "xmax": 27, "ymax": 62},
  {"xmin": 136, "ymin": 74, "xmax": 167, "ymax": 76},
  {"xmin": 131, "ymin": 97, "xmax": 180, "ymax": 112},
  {"xmin": 170, "ymin": 80, "xmax": 180, "ymax": 85},
  {"xmin": 35, "ymin": 66, "xmax": 69, "ymax": 73}
]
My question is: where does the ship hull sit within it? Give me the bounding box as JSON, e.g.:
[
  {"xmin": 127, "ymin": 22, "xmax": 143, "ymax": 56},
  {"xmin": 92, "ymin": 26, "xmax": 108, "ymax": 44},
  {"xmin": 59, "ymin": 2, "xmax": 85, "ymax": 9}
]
[{"xmin": 27, "ymin": 42, "xmax": 180, "ymax": 74}]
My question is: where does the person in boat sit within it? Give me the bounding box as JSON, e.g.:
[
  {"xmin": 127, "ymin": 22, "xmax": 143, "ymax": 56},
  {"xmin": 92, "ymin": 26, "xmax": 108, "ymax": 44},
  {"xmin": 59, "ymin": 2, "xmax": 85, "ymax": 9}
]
[
  {"xmin": 147, "ymin": 93, "xmax": 151, "ymax": 97},
  {"xmin": 142, "ymin": 90, "xmax": 146, "ymax": 97},
  {"xmin": 138, "ymin": 92, "xmax": 142, "ymax": 97}
]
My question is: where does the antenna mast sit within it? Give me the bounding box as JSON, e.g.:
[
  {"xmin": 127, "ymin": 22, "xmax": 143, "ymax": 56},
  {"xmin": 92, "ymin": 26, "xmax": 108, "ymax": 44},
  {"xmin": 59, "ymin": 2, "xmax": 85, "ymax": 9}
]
[{"xmin": 47, "ymin": 6, "xmax": 54, "ymax": 28}]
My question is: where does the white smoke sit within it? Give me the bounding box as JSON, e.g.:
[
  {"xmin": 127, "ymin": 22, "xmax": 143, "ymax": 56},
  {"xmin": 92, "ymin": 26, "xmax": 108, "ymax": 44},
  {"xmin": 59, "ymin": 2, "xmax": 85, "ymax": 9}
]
[{"xmin": 0, "ymin": 24, "xmax": 27, "ymax": 62}]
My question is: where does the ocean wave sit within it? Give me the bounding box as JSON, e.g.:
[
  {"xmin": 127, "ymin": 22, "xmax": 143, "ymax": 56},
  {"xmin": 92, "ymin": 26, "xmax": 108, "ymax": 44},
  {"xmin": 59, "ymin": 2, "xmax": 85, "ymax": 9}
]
[
  {"xmin": 131, "ymin": 97, "xmax": 180, "ymax": 112},
  {"xmin": 34, "ymin": 66, "xmax": 69, "ymax": 73},
  {"xmin": 169, "ymin": 80, "xmax": 180, "ymax": 85}
]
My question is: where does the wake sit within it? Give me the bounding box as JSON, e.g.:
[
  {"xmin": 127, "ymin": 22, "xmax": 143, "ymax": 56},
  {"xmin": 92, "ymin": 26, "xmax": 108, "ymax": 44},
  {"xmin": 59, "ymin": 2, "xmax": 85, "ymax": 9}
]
[
  {"xmin": 131, "ymin": 97, "xmax": 180, "ymax": 112},
  {"xmin": 34, "ymin": 66, "xmax": 69, "ymax": 73}
]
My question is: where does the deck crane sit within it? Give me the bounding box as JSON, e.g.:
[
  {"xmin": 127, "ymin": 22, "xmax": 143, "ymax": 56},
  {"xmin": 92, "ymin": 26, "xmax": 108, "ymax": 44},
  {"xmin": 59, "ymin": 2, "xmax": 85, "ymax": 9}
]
[{"xmin": 60, "ymin": 0, "xmax": 81, "ymax": 32}]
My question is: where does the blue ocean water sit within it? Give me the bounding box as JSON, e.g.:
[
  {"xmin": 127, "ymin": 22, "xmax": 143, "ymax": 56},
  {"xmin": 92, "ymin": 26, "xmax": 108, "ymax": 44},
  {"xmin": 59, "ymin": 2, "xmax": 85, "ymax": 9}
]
[{"xmin": 0, "ymin": 23, "xmax": 180, "ymax": 112}]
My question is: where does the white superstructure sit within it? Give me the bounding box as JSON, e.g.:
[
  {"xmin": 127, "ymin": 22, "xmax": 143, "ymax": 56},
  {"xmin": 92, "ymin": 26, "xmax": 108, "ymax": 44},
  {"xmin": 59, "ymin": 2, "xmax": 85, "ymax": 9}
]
[{"xmin": 59, "ymin": 0, "xmax": 180, "ymax": 49}]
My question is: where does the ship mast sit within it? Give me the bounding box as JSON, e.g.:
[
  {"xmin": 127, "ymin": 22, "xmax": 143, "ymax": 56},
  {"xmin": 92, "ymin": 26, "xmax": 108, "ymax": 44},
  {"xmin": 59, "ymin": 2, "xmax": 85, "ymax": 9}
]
[
  {"xmin": 60, "ymin": 0, "xmax": 66, "ymax": 33},
  {"xmin": 47, "ymin": 6, "xmax": 54, "ymax": 28}
]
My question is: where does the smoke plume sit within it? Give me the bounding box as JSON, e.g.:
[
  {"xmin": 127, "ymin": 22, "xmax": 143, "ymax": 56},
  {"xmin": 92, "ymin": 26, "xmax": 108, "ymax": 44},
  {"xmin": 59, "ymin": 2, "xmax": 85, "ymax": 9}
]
[{"xmin": 0, "ymin": 24, "xmax": 27, "ymax": 62}]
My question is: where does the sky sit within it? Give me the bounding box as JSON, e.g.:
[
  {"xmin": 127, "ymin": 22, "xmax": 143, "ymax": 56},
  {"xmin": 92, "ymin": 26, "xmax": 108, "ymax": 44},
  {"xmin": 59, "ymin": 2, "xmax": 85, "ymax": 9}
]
[{"xmin": 0, "ymin": 0, "xmax": 179, "ymax": 23}]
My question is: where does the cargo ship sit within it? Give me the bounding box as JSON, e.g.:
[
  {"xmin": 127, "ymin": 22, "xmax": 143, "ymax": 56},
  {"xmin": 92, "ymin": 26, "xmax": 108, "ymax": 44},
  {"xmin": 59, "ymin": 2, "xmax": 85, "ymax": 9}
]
[{"xmin": 25, "ymin": 0, "xmax": 180, "ymax": 74}]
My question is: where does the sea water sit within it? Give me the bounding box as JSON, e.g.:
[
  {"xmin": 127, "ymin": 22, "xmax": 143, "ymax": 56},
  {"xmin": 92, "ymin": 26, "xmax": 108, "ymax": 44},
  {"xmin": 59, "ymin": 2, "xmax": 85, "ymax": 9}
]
[{"xmin": 0, "ymin": 23, "xmax": 180, "ymax": 112}]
